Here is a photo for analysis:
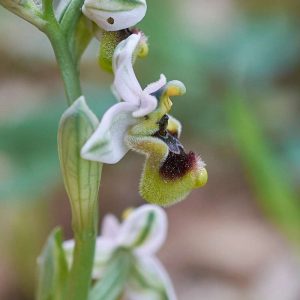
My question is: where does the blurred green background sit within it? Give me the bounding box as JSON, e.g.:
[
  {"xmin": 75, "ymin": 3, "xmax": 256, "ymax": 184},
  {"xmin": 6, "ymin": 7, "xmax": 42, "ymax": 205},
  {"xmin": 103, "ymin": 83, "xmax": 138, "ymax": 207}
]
[{"xmin": 1, "ymin": 0, "xmax": 300, "ymax": 299}]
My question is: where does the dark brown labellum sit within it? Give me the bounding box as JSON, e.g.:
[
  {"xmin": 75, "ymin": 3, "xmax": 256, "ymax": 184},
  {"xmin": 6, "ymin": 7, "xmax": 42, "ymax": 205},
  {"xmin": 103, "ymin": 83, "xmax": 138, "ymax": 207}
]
[{"xmin": 152, "ymin": 115, "xmax": 197, "ymax": 180}]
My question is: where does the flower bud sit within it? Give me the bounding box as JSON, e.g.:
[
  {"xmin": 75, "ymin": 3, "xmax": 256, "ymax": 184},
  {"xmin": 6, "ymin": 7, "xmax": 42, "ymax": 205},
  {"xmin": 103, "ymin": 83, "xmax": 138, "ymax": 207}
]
[{"xmin": 82, "ymin": 0, "xmax": 147, "ymax": 31}]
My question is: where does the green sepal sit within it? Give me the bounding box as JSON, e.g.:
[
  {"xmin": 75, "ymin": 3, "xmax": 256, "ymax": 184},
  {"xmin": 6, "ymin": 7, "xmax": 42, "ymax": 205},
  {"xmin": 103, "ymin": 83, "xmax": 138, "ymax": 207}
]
[
  {"xmin": 58, "ymin": 96, "xmax": 101, "ymax": 234},
  {"xmin": 98, "ymin": 30, "xmax": 131, "ymax": 72},
  {"xmin": 89, "ymin": 249, "xmax": 133, "ymax": 300},
  {"xmin": 37, "ymin": 228, "xmax": 69, "ymax": 300}
]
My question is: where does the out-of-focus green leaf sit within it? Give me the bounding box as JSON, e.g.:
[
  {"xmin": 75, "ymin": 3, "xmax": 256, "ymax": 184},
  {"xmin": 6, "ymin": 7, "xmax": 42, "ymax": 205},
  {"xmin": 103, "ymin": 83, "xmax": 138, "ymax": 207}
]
[
  {"xmin": 37, "ymin": 227, "xmax": 68, "ymax": 300},
  {"xmin": 282, "ymin": 135, "xmax": 300, "ymax": 187},
  {"xmin": 226, "ymin": 90, "xmax": 300, "ymax": 248},
  {"xmin": 223, "ymin": 17, "xmax": 300, "ymax": 83}
]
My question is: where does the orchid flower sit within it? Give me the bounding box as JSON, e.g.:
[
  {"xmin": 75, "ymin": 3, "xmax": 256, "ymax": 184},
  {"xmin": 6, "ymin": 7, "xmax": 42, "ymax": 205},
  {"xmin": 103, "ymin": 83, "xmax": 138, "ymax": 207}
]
[
  {"xmin": 81, "ymin": 32, "xmax": 166, "ymax": 164},
  {"xmin": 82, "ymin": 0, "xmax": 147, "ymax": 31},
  {"xmin": 81, "ymin": 32, "xmax": 207, "ymax": 206},
  {"xmin": 63, "ymin": 205, "xmax": 177, "ymax": 300}
]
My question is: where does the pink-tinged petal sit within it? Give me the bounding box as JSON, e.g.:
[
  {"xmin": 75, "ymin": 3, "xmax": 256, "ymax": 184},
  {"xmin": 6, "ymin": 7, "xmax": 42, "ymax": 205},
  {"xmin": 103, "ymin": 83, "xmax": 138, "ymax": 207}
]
[
  {"xmin": 112, "ymin": 33, "xmax": 142, "ymax": 105},
  {"xmin": 101, "ymin": 214, "xmax": 121, "ymax": 238},
  {"xmin": 116, "ymin": 205, "xmax": 167, "ymax": 255},
  {"xmin": 127, "ymin": 256, "xmax": 177, "ymax": 300},
  {"xmin": 143, "ymin": 74, "xmax": 167, "ymax": 95},
  {"xmin": 81, "ymin": 102, "xmax": 137, "ymax": 164}
]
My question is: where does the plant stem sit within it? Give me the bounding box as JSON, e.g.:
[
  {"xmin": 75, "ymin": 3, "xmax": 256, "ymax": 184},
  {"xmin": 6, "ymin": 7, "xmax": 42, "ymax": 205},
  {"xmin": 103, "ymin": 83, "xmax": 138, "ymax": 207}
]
[
  {"xmin": 45, "ymin": 8, "xmax": 101, "ymax": 300},
  {"xmin": 67, "ymin": 208, "xmax": 100, "ymax": 300},
  {"xmin": 46, "ymin": 22, "xmax": 82, "ymax": 105}
]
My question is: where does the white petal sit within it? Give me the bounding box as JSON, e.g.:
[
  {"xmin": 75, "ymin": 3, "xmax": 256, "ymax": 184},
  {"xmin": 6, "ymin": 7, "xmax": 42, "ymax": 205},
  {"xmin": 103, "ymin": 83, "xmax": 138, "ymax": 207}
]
[
  {"xmin": 132, "ymin": 92, "xmax": 157, "ymax": 117},
  {"xmin": 112, "ymin": 33, "xmax": 142, "ymax": 105},
  {"xmin": 93, "ymin": 237, "xmax": 116, "ymax": 279},
  {"xmin": 127, "ymin": 256, "xmax": 177, "ymax": 300},
  {"xmin": 143, "ymin": 74, "xmax": 167, "ymax": 95},
  {"xmin": 101, "ymin": 214, "xmax": 121, "ymax": 238},
  {"xmin": 82, "ymin": 0, "xmax": 147, "ymax": 31},
  {"xmin": 116, "ymin": 205, "xmax": 167, "ymax": 255},
  {"xmin": 132, "ymin": 74, "xmax": 166, "ymax": 117},
  {"xmin": 112, "ymin": 33, "xmax": 141, "ymax": 70},
  {"xmin": 81, "ymin": 102, "xmax": 137, "ymax": 164}
]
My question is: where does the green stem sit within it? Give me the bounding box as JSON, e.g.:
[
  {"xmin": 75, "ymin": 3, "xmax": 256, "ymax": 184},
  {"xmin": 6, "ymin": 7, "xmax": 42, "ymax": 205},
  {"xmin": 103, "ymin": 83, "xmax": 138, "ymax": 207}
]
[
  {"xmin": 47, "ymin": 22, "xmax": 82, "ymax": 105},
  {"xmin": 44, "ymin": 6, "xmax": 100, "ymax": 300},
  {"xmin": 67, "ymin": 211, "xmax": 99, "ymax": 300}
]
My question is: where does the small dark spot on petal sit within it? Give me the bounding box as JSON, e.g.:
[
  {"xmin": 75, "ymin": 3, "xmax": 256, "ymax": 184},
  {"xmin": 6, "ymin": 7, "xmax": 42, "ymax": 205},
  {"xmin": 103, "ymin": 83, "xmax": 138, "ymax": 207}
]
[{"xmin": 107, "ymin": 17, "xmax": 114, "ymax": 24}]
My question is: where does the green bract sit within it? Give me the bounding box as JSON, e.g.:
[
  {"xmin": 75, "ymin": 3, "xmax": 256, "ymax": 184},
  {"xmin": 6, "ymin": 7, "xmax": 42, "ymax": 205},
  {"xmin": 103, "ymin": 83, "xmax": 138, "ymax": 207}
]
[
  {"xmin": 58, "ymin": 96, "xmax": 101, "ymax": 234},
  {"xmin": 37, "ymin": 228, "xmax": 68, "ymax": 300}
]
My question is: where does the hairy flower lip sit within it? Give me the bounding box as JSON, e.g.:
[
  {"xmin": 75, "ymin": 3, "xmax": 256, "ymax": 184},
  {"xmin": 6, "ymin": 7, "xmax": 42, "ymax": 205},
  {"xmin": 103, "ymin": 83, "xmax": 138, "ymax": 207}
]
[
  {"xmin": 152, "ymin": 128, "xmax": 200, "ymax": 181},
  {"xmin": 159, "ymin": 150, "xmax": 198, "ymax": 181},
  {"xmin": 151, "ymin": 112, "xmax": 202, "ymax": 181}
]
